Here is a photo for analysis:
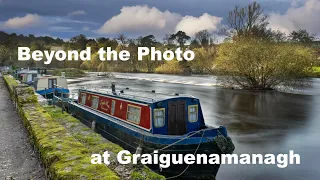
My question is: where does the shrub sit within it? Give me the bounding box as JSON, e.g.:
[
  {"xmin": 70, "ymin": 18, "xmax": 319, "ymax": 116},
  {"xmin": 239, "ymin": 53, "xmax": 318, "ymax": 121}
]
[
  {"xmin": 312, "ymin": 67, "xmax": 320, "ymax": 78},
  {"xmin": 155, "ymin": 60, "xmax": 183, "ymax": 74},
  {"xmin": 215, "ymin": 38, "xmax": 315, "ymax": 90}
]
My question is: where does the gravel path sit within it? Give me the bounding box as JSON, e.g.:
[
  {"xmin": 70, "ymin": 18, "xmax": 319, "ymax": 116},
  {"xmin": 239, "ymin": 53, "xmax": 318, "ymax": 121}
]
[{"xmin": 0, "ymin": 75, "xmax": 45, "ymax": 179}]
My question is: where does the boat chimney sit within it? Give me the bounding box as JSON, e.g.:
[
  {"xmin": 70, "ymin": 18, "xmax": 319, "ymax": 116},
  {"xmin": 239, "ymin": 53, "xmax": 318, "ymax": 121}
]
[{"xmin": 111, "ymin": 83, "xmax": 116, "ymax": 93}]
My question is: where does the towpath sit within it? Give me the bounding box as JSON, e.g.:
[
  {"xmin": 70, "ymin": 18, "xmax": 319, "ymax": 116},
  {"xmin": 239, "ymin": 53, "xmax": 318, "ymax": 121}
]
[{"xmin": 0, "ymin": 74, "xmax": 45, "ymax": 179}]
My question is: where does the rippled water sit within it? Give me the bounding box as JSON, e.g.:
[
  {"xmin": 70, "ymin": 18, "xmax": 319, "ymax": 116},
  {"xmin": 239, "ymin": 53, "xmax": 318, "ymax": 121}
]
[{"xmin": 68, "ymin": 73, "xmax": 320, "ymax": 180}]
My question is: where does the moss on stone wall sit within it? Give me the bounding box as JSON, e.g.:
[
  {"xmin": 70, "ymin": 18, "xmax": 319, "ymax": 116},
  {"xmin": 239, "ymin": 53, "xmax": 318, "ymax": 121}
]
[
  {"xmin": 3, "ymin": 75, "xmax": 19, "ymax": 97},
  {"xmin": 43, "ymin": 106, "xmax": 165, "ymax": 180},
  {"xmin": 22, "ymin": 104, "xmax": 119, "ymax": 179}
]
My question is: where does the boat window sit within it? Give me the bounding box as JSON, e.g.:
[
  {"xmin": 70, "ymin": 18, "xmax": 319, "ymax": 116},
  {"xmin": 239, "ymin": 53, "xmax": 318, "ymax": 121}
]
[
  {"xmin": 127, "ymin": 105, "xmax": 141, "ymax": 124},
  {"xmin": 32, "ymin": 74, "xmax": 37, "ymax": 79},
  {"xmin": 188, "ymin": 105, "xmax": 198, "ymax": 122},
  {"xmin": 154, "ymin": 108, "xmax": 165, "ymax": 128},
  {"xmin": 111, "ymin": 100, "xmax": 116, "ymax": 115},
  {"xmin": 81, "ymin": 93, "xmax": 86, "ymax": 104},
  {"xmin": 63, "ymin": 93, "xmax": 69, "ymax": 98},
  {"xmin": 91, "ymin": 96, "xmax": 99, "ymax": 109}
]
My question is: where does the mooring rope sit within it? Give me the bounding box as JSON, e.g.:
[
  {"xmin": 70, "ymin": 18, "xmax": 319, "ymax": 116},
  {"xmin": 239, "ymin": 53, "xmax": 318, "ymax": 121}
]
[
  {"xmin": 149, "ymin": 127, "xmax": 234, "ymax": 179},
  {"xmin": 150, "ymin": 127, "xmax": 215, "ymax": 154},
  {"xmin": 166, "ymin": 130, "xmax": 205, "ymax": 179}
]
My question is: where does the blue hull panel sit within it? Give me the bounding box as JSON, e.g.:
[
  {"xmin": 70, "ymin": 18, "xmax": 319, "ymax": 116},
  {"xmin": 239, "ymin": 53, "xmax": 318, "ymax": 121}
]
[{"xmin": 36, "ymin": 88, "xmax": 69, "ymax": 99}]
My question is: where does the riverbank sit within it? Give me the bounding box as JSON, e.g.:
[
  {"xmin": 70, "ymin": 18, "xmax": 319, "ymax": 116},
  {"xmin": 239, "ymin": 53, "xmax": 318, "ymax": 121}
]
[{"xmin": 2, "ymin": 74, "xmax": 164, "ymax": 180}]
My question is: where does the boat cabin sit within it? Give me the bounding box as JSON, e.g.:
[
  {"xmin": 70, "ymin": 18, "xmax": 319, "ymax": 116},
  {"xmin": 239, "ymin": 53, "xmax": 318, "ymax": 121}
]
[
  {"xmin": 16, "ymin": 69, "xmax": 41, "ymax": 85},
  {"xmin": 15, "ymin": 68, "xmax": 47, "ymax": 85},
  {"xmin": 78, "ymin": 88, "xmax": 206, "ymax": 135},
  {"xmin": 34, "ymin": 75, "xmax": 67, "ymax": 90},
  {"xmin": 34, "ymin": 75, "xmax": 69, "ymax": 99}
]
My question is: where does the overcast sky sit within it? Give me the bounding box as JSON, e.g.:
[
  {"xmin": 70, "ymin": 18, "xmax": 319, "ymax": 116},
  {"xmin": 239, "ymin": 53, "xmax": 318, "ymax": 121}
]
[{"xmin": 0, "ymin": 0, "xmax": 319, "ymax": 40}]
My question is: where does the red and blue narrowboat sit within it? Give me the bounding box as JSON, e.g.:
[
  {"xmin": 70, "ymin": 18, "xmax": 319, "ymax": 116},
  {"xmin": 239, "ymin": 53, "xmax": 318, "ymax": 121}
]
[{"xmin": 67, "ymin": 85, "xmax": 234, "ymax": 179}]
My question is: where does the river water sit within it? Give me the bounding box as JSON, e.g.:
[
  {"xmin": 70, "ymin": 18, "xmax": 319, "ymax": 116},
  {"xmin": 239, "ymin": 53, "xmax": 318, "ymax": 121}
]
[{"xmin": 67, "ymin": 73, "xmax": 320, "ymax": 180}]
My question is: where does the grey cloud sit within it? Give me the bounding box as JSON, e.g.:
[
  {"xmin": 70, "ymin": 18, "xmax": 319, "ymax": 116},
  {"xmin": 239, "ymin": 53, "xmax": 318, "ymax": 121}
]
[
  {"xmin": 2, "ymin": 13, "xmax": 42, "ymax": 29},
  {"xmin": 97, "ymin": 5, "xmax": 223, "ymax": 38},
  {"xmin": 68, "ymin": 10, "xmax": 87, "ymax": 17},
  {"xmin": 268, "ymin": 0, "xmax": 320, "ymax": 35},
  {"xmin": 49, "ymin": 26, "xmax": 79, "ymax": 33},
  {"xmin": 97, "ymin": 5, "xmax": 182, "ymax": 36},
  {"xmin": 175, "ymin": 13, "xmax": 222, "ymax": 37}
]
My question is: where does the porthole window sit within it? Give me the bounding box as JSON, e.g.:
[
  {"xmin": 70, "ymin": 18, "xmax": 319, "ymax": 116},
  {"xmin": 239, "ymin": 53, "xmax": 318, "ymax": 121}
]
[
  {"xmin": 188, "ymin": 105, "xmax": 198, "ymax": 122},
  {"xmin": 154, "ymin": 108, "xmax": 165, "ymax": 127}
]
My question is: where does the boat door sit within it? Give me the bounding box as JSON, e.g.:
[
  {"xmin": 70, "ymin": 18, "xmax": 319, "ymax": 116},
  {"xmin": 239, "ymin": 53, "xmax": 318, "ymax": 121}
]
[
  {"xmin": 48, "ymin": 78, "xmax": 57, "ymax": 89},
  {"xmin": 168, "ymin": 100, "xmax": 187, "ymax": 135}
]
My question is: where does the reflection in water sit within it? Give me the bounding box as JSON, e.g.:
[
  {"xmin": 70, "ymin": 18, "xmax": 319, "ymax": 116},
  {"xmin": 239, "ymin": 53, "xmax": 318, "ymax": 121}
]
[
  {"xmin": 214, "ymin": 90, "xmax": 312, "ymax": 142},
  {"xmin": 68, "ymin": 73, "xmax": 320, "ymax": 180}
]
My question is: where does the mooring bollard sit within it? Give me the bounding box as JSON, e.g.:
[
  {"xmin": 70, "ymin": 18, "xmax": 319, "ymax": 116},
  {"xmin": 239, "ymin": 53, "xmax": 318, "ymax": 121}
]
[
  {"xmin": 91, "ymin": 121, "xmax": 96, "ymax": 131},
  {"xmin": 135, "ymin": 145, "xmax": 142, "ymax": 155}
]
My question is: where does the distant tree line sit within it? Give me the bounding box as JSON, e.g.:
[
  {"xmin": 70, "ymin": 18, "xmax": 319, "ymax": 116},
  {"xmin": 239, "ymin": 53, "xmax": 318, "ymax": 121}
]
[
  {"xmin": 0, "ymin": 1, "xmax": 319, "ymax": 90},
  {"xmin": 0, "ymin": 31, "xmax": 64, "ymax": 67}
]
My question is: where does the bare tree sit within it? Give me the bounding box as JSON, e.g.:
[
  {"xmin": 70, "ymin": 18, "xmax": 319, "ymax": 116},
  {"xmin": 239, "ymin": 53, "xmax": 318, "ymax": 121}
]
[
  {"xmin": 117, "ymin": 34, "xmax": 127, "ymax": 49},
  {"xmin": 227, "ymin": 1, "xmax": 269, "ymax": 38}
]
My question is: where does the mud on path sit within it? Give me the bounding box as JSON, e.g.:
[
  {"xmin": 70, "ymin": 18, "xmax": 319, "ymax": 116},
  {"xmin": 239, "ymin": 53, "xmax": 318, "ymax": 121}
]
[{"xmin": 0, "ymin": 75, "xmax": 45, "ymax": 179}]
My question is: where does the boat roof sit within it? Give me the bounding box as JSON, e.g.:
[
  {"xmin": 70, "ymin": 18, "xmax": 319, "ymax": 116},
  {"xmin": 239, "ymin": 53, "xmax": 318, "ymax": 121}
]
[
  {"xmin": 36, "ymin": 75, "xmax": 65, "ymax": 79},
  {"xmin": 82, "ymin": 88, "xmax": 196, "ymax": 104},
  {"xmin": 17, "ymin": 70, "xmax": 39, "ymax": 74}
]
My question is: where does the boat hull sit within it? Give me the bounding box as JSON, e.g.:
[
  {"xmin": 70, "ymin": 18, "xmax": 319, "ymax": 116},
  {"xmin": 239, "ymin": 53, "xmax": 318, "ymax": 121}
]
[
  {"xmin": 36, "ymin": 88, "xmax": 69, "ymax": 99},
  {"xmin": 69, "ymin": 102, "xmax": 223, "ymax": 179}
]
